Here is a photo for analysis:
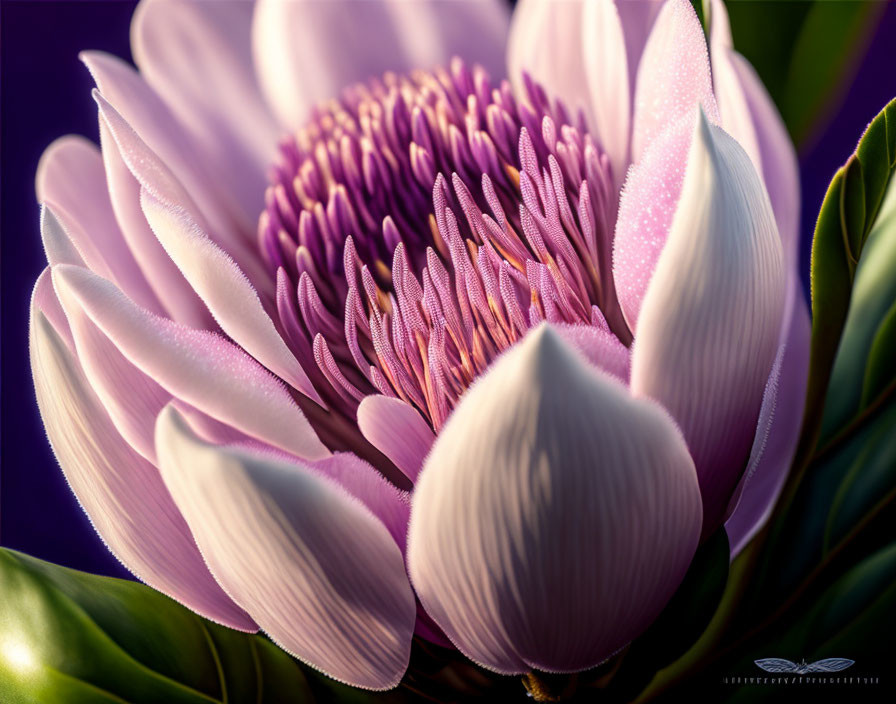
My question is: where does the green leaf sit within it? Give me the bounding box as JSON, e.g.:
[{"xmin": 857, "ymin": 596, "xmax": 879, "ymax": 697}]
[{"xmin": 0, "ymin": 549, "xmax": 404, "ymax": 704}]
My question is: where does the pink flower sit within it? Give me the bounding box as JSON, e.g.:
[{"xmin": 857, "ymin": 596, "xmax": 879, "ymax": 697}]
[{"xmin": 29, "ymin": 0, "xmax": 808, "ymax": 689}]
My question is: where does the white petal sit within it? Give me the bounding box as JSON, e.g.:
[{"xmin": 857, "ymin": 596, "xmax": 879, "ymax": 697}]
[
  {"xmin": 408, "ymin": 324, "xmax": 702, "ymax": 674},
  {"xmin": 156, "ymin": 406, "xmax": 416, "ymax": 690},
  {"xmin": 631, "ymin": 110, "xmax": 785, "ymax": 533}
]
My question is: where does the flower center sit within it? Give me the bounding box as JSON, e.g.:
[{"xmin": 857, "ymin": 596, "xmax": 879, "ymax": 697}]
[{"xmin": 259, "ymin": 59, "xmax": 628, "ymax": 431}]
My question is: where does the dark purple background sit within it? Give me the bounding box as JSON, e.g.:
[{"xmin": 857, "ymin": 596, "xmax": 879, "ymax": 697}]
[{"xmin": 2, "ymin": 1, "xmax": 896, "ymax": 580}]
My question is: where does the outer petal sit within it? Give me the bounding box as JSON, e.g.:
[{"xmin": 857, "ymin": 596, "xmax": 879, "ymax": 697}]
[
  {"xmin": 155, "ymin": 406, "xmax": 416, "ymax": 690},
  {"xmin": 725, "ymin": 279, "xmax": 810, "ymax": 555},
  {"xmin": 356, "ymin": 395, "xmax": 435, "ymax": 483},
  {"xmin": 95, "ymin": 91, "xmax": 322, "ymax": 403},
  {"xmin": 408, "ymin": 325, "xmax": 702, "ymax": 674},
  {"xmin": 631, "ymin": 112, "xmax": 785, "ymax": 533},
  {"xmin": 51, "ymin": 264, "xmax": 329, "ymax": 462},
  {"xmin": 132, "ymin": 0, "xmax": 279, "ymax": 223},
  {"xmin": 253, "ymin": 0, "xmax": 510, "ymax": 128},
  {"xmin": 29, "ymin": 303, "xmax": 254, "ymax": 631},
  {"xmin": 631, "ymin": 0, "xmax": 719, "ymax": 162},
  {"xmin": 36, "ymin": 136, "xmax": 161, "ymax": 314}
]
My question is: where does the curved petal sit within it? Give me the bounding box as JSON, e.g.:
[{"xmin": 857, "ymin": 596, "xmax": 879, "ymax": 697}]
[
  {"xmin": 32, "ymin": 268, "xmax": 73, "ymax": 350},
  {"xmin": 408, "ymin": 325, "xmax": 702, "ymax": 674},
  {"xmin": 357, "ymin": 395, "xmax": 435, "ymax": 483},
  {"xmin": 631, "ymin": 0, "xmax": 718, "ymax": 162},
  {"xmin": 725, "ymin": 280, "xmax": 810, "ymax": 555},
  {"xmin": 155, "ymin": 406, "xmax": 416, "ymax": 690},
  {"xmin": 706, "ymin": 0, "xmax": 761, "ymax": 176},
  {"xmin": 51, "ymin": 264, "xmax": 329, "ymax": 462},
  {"xmin": 616, "ymin": 0, "xmax": 663, "ymax": 91},
  {"xmin": 81, "ymin": 51, "xmax": 253, "ymax": 248},
  {"xmin": 97, "ymin": 116, "xmax": 214, "ymax": 329},
  {"xmin": 613, "ymin": 112, "xmax": 693, "ymax": 330},
  {"xmin": 39, "ymin": 204, "xmax": 85, "ymax": 269},
  {"xmin": 631, "ymin": 111, "xmax": 785, "ymax": 534},
  {"xmin": 555, "ymin": 323, "xmax": 631, "ymax": 382},
  {"xmin": 253, "ymin": 0, "xmax": 510, "ymax": 128},
  {"xmin": 132, "ymin": 0, "xmax": 279, "ymax": 222},
  {"xmin": 29, "ymin": 306, "xmax": 254, "ymax": 631},
  {"xmin": 36, "ymin": 136, "xmax": 162, "ymax": 314},
  {"xmin": 95, "ymin": 91, "xmax": 322, "ymax": 403}
]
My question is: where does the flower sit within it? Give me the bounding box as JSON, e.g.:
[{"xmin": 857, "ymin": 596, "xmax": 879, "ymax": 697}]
[{"xmin": 29, "ymin": 0, "xmax": 808, "ymax": 692}]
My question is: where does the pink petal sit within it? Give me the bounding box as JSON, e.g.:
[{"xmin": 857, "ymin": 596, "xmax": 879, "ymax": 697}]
[
  {"xmin": 613, "ymin": 112, "xmax": 693, "ymax": 331},
  {"xmin": 51, "ymin": 264, "xmax": 329, "ymax": 462},
  {"xmin": 615, "ymin": 0, "xmax": 664, "ymax": 93},
  {"xmin": 253, "ymin": 0, "xmax": 510, "ymax": 127},
  {"xmin": 31, "ymin": 268, "xmax": 73, "ymax": 351},
  {"xmin": 631, "ymin": 0, "xmax": 719, "ymax": 162},
  {"xmin": 29, "ymin": 306, "xmax": 254, "ymax": 631},
  {"xmin": 132, "ymin": 0, "xmax": 279, "ymax": 224},
  {"xmin": 156, "ymin": 406, "xmax": 416, "ymax": 690},
  {"xmin": 357, "ymin": 395, "xmax": 435, "ymax": 483},
  {"xmin": 630, "ymin": 112, "xmax": 785, "ymax": 534},
  {"xmin": 97, "ymin": 116, "xmax": 214, "ymax": 330},
  {"xmin": 36, "ymin": 136, "xmax": 162, "ymax": 315},
  {"xmin": 95, "ymin": 92, "xmax": 322, "ymax": 403},
  {"xmin": 555, "ymin": 323, "xmax": 631, "ymax": 383},
  {"xmin": 725, "ymin": 279, "xmax": 810, "ymax": 555},
  {"xmin": 81, "ymin": 51, "xmax": 255, "ymax": 253},
  {"xmin": 408, "ymin": 325, "xmax": 702, "ymax": 674}
]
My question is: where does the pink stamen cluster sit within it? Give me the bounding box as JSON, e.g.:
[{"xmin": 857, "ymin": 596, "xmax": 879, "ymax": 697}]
[{"xmin": 258, "ymin": 58, "xmax": 628, "ymax": 431}]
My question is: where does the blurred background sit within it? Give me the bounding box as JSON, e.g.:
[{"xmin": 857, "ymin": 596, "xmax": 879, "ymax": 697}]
[{"xmin": 2, "ymin": 0, "xmax": 896, "ymax": 579}]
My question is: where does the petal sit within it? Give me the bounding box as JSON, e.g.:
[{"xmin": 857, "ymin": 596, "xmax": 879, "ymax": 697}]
[
  {"xmin": 36, "ymin": 136, "xmax": 162, "ymax": 314},
  {"xmin": 29, "ymin": 307, "xmax": 254, "ymax": 630},
  {"xmin": 615, "ymin": 0, "xmax": 663, "ymax": 91},
  {"xmin": 51, "ymin": 264, "xmax": 329, "ymax": 462},
  {"xmin": 408, "ymin": 324, "xmax": 702, "ymax": 674},
  {"xmin": 555, "ymin": 323, "xmax": 631, "ymax": 382},
  {"xmin": 631, "ymin": 0, "xmax": 719, "ymax": 162},
  {"xmin": 81, "ymin": 51, "xmax": 254, "ymax": 249},
  {"xmin": 155, "ymin": 406, "xmax": 416, "ymax": 690},
  {"xmin": 95, "ymin": 92, "xmax": 322, "ymax": 403},
  {"xmin": 132, "ymin": 0, "xmax": 279, "ymax": 222},
  {"xmin": 39, "ymin": 204, "xmax": 85, "ymax": 269},
  {"xmin": 613, "ymin": 112, "xmax": 693, "ymax": 331},
  {"xmin": 508, "ymin": 0, "xmax": 630, "ymax": 180},
  {"xmin": 582, "ymin": 0, "xmax": 631, "ymax": 185},
  {"xmin": 725, "ymin": 280, "xmax": 810, "ymax": 555},
  {"xmin": 357, "ymin": 395, "xmax": 435, "ymax": 483},
  {"xmin": 97, "ymin": 115, "xmax": 214, "ymax": 329},
  {"xmin": 253, "ymin": 0, "xmax": 510, "ymax": 128},
  {"xmin": 706, "ymin": 0, "xmax": 761, "ymax": 177},
  {"xmin": 630, "ymin": 111, "xmax": 785, "ymax": 534},
  {"xmin": 31, "ymin": 268, "xmax": 73, "ymax": 351}
]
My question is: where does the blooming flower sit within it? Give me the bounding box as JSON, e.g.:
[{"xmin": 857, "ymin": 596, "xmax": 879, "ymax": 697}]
[{"xmin": 29, "ymin": 0, "xmax": 809, "ymax": 692}]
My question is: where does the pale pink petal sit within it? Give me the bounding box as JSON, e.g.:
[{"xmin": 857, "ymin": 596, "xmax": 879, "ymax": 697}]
[
  {"xmin": 582, "ymin": 0, "xmax": 631, "ymax": 185},
  {"xmin": 613, "ymin": 112, "xmax": 693, "ymax": 331},
  {"xmin": 132, "ymin": 0, "xmax": 279, "ymax": 223},
  {"xmin": 97, "ymin": 117, "xmax": 214, "ymax": 330},
  {"xmin": 616, "ymin": 0, "xmax": 664, "ymax": 92},
  {"xmin": 357, "ymin": 395, "xmax": 435, "ymax": 483},
  {"xmin": 39, "ymin": 205, "xmax": 85, "ymax": 269},
  {"xmin": 31, "ymin": 268, "xmax": 73, "ymax": 351},
  {"xmin": 707, "ymin": 0, "xmax": 761, "ymax": 176},
  {"xmin": 408, "ymin": 325, "xmax": 702, "ymax": 674},
  {"xmin": 725, "ymin": 279, "xmax": 810, "ymax": 555},
  {"xmin": 95, "ymin": 92, "xmax": 322, "ymax": 403},
  {"xmin": 29, "ymin": 307, "xmax": 254, "ymax": 631},
  {"xmin": 156, "ymin": 406, "xmax": 416, "ymax": 690},
  {"xmin": 81, "ymin": 51, "xmax": 255, "ymax": 251},
  {"xmin": 555, "ymin": 323, "xmax": 631, "ymax": 382},
  {"xmin": 631, "ymin": 0, "xmax": 719, "ymax": 162},
  {"xmin": 253, "ymin": 0, "xmax": 510, "ymax": 128},
  {"xmin": 51, "ymin": 265, "xmax": 329, "ymax": 462},
  {"xmin": 729, "ymin": 55, "xmax": 801, "ymax": 271},
  {"xmin": 631, "ymin": 112, "xmax": 785, "ymax": 534},
  {"xmin": 36, "ymin": 136, "xmax": 162, "ymax": 314}
]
